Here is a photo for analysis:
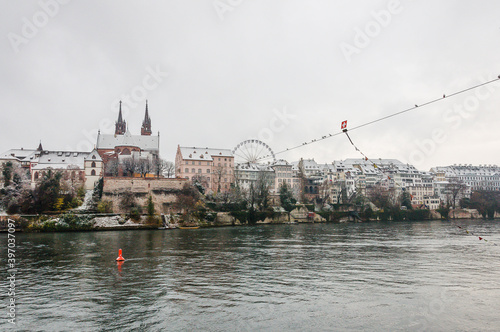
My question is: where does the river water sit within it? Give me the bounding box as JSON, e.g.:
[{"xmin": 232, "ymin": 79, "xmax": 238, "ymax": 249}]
[{"xmin": 1, "ymin": 220, "xmax": 499, "ymax": 331}]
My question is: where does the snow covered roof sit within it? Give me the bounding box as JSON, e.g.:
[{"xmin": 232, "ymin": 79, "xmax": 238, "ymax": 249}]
[
  {"xmin": 31, "ymin": 151, "xmax": 89, "ymax": 171},
  {"xmin": 0, "ymin": 148, "xmax": 37, "ymax": 160},
  {"xmin": 272, "ymin": 159, "xmax": 291, "ymax": 167},
  {"xmin": 0, "ymin": 155, "xmax": 20, "ymax": 162},
  {"xmin": 85, "ymin": 149, "xmax": 102, "ymax": 162},
  {"xmin": 179, "ymin": 146, "xmax": 233, "ymax": 161},
  {"xmin": 430, "ymin": 165, "xmax": 500, "ymax": 178},
  {"xmin": 97, "ymin": 131, "xmax": 159, "ymax": 151}
]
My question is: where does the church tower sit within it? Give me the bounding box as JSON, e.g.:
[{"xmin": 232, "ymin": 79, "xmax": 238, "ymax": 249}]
[
  {"xmin": 141, "ymin": 100, "xmax": 152, "ymax": 136},
  {"xmin": 115, "ymin": 101, "xmax": 126, "ymax": 135}
]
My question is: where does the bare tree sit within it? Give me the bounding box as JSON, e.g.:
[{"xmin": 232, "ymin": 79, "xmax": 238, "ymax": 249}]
[
  {"xmin": 366, "ymin": 183, "xmax": 398, "ymax": 210},
  {"xmin": 136, "ymin": 158, "xmax": 152, "ymax": 177},
  {"xmin": 212, "ymin": 165, "xmax": 226, "ymax": 193},
  {"xmin": 104, "ymin": 159, "xmax": 119, "ymax": 177},
  {"xmin": 317, "ymin": 179, "xmax": 331, "ymax": 210},
  {"xmin": 446, "ymin": 178, "xmax": 467, "ymax": 209},
  {"xmin": 174, "ymin": 183, "xmax": 201, "ymax": 219},
  {"xmin": 164, "ymin": 161, "xmax": 175, "ymax": 178},
  {"xmin": 152, "ymin": 158, "xmax": 174, "ymax": 178},
  {"xmin": 255, "ymin": 171, "xmax": 272, "ymax": 211},
  {"xmin": 121, "ymin": 157, "xmax": 138, "ymax": 177}
]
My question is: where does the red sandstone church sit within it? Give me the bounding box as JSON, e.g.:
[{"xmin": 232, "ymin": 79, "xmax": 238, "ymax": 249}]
[{"xmin": 96, "ymin": 101, "xmax": 160, "ymax": 175}]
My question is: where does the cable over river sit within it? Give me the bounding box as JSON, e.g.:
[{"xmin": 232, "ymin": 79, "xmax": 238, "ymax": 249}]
[{"xmin": 1, "ymin": 220, "xmax": 499, "ymax": 331}]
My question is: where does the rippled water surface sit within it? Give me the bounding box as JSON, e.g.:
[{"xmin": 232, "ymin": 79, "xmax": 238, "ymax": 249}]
[{"xmin": 1, "ymin": 220, "xmax": 500, "ymax": 331}]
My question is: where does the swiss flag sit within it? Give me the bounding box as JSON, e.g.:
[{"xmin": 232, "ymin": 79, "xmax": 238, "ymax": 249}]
[{"xmin": 341, "ymin": 120, "xmax": 347, "ymax": 130}]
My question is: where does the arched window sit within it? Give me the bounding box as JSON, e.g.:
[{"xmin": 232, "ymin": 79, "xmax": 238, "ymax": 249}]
[
  {"xmin": 91, "ymin": 169, "xmax": 96, "ymax": 176},
  {"xmin": 191, "ymin": 168, "xmax": 195, "ymax": 173},
  {"xmin": 34, "ymin": 172, "xmax": 39, "ymax": 180},
  {"xmin": 122, "ymin": 148, "xmax": 131, "ymax": 155},
  {"xmin": 92, "ymin": 155, "xmax": 96, "ymax": 159},
  {"xmin": 91, "ymin": 161, "xmax": 96, "ymax": 168}
]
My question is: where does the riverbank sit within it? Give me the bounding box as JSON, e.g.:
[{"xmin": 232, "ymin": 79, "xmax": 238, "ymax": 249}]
[{"xmin": 0, "ymin": 207, "xmax": 496, "ymax": 232}]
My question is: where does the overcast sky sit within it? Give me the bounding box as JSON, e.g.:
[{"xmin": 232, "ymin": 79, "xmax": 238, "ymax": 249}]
[{"xmin": 1, "ymin": 0, "xmax": 500, "ymax": 171}]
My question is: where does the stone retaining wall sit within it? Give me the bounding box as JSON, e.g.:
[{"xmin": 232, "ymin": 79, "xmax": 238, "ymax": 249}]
[{"xmin": 102, "ymin": 177, "xmax": 188, "ymax": 214}]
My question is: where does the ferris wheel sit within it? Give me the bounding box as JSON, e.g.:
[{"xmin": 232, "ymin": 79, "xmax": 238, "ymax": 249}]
[{"xmin": 232, "ymin": 139, "xmax": 276, "ymax": 164}]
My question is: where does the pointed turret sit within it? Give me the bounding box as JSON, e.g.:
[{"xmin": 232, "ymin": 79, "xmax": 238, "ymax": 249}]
[
  {"xmin": 115, "ymin": 101, "xmax": 127, "ymax": 135},
  {"xmin": 37, "ymin": 141, "xmax": 43, "ymax": 151},
  {"xmin": 141, "ymin": 100, "xmax": 152, "ymax": 136}
]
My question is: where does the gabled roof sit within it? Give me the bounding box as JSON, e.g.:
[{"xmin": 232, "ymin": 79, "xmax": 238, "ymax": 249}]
[
  {"xmin": 85, "ymin": 148, "xmax": 102, "ymax": 161},
  {"xmin": 178, "ymin": 146, "xmax": 233, "ymax": 161},
  {"xmin": 0, "ymin": 148, "xmax": 37, "ymax": 160},
  {"xmin": 0, "ymin": 155, "xmax": 20, "ymax": 162},
  {"xmin": 272, "ymin": 159, "xmax": 291, "ymax": 167},
  {"xmin": 97, "ymin": 132, "xmax": 159, "ymax": 151},
  {"xmin": 31, "ymin": 151, "xmax": 89, "ymax": 170},
  {"xmin": 119, "ymin": 129, "xmax": 138, "ymax": 147}
]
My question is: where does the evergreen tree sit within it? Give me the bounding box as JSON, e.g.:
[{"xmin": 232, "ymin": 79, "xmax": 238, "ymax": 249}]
[
  {"xmin": 279, "ymin": 182, "xmax": 296, "ymax": 213},
  {"xmin": 2, "ymin": 161, "xmax": 13, "ymax": 187},
  {"xmin": 146, "ymin": 196, "xmax": 155, "ymax": 216},
  {"xmin": 34, "ymin": 170, "xmax": 62, "ymax": 213},
  {"xmin": 401, "ymin": 190, "xmax": 413, "ymax": 210}
]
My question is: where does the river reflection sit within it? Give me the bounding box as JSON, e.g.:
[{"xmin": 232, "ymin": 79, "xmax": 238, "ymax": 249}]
[{"xmin": 1, "ymin": 220, "xmax": 499, "ymax": 331}]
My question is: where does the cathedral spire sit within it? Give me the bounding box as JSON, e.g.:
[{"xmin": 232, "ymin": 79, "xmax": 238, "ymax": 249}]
[
  {"xmin": 37, "ymin": 140, "xmax": 43, "ymax": 151},
  {"xmin": 141, "ymin": 100, "xmax": 152, "ymax": 136},
  {"xmin": 115, "ymin": 101, "xmax": 126, "ymax": 135}
]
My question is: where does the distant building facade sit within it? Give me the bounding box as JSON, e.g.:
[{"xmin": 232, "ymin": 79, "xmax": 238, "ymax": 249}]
[
  {"xmin": 30, "ymin": 148, "xmax": 103, "ymax": 190},
  {"xmin": 175, "ymin": 146, "xmax": 235, "ymax": 193}
]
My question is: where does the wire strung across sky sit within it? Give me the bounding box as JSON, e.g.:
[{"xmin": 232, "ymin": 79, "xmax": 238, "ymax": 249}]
[{"xmin": 257, "ymin": 75, "xmax": 500, "ymax": 162}]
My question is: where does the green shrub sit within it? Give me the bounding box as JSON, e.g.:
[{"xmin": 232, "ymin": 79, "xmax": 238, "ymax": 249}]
[
  {"xmin": 130, "ymin": 207, "xmax": 141, "ymax": 221},
  {"xmin": 77, "ymin": 187, "xmax": 86, "ymax": 199},
  {"xmin": 97, "ymin": 200, "xmax": 113, "ymax": 213},
  {"xmin": 29, "ymin": 213, "xmax": 94, "ymax": 231},
  {"xmin": 205, "ymin": 212, "xmax": 216, "ymax": 222}
]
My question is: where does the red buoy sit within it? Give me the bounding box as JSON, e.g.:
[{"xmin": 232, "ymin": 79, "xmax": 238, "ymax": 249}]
[{"xmin": 116, "ymin": 249, "xmax": 125, "ymax": 261}]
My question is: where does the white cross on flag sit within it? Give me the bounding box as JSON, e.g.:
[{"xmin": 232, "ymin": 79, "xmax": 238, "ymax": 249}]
[{"xmin": 341, "ymin": 120, "xmax": 347, "ymax": 130}]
